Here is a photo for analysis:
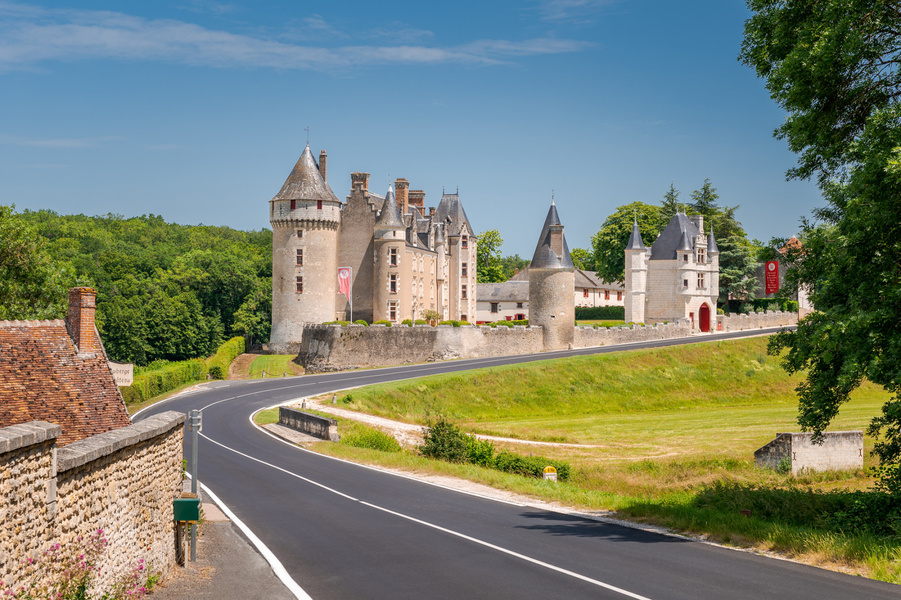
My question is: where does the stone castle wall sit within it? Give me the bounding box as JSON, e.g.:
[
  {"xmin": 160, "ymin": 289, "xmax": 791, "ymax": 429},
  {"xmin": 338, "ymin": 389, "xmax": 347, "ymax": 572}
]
[
  {"xmin": 0, "ymin": 412, "xmax": 185, "ymax": 594},
  {"xmin": 717, "ymin": 310, "xmax": 797, "ymax": 331},
  {"xmin": 754, "ymin": 431, "xmax": 863, "ymax": 475},
  {"xmin": 574, "ymin": 320, "xmax": 692, "ymax": 347}
]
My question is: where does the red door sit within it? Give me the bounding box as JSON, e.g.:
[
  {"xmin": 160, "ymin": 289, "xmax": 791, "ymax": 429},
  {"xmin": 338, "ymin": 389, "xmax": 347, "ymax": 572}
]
[{"xmin": 699, "ymin": 303, "xmax": 711, "ymax": 333}]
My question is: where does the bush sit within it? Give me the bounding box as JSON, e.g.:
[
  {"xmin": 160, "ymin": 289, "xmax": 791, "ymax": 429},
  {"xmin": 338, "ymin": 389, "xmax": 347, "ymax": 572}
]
[
  {"xmin": 466, "ymin": 436, "xmax": 495, "ymax": 467},
  {"xmin": 120, "ymin": 358, "xmax": 208, "ymax": 404},
  {"xmin": 373, "ymin": 320, "xmax": 392, "ymax": 326},
  {"xmin": 420, "ymin": 418, "xmax": 469, "ymax": 462},
  {"xmin": 207, "ymin": 336, "xmax": 245, "ymax": 380},
  {"xmin": 575, "ymin": 306, "xmax": 625, "ymax": 320},
  {"xmin": 493, "ymin": 451, "xmax": 571, "ymax": 481},
  {"xmin": 750, "ymin": 298, "xmax": 799, "ymax": 313},
  {"xmin": 414, "ymin": 319, "xmax": 429, "ymax": 325},
  {"xmin": 341, "ymin": 426, "xmax": 402, "ymax": 453},
  {"xmin": 354, "ymin": 319, "xmax": 369, "ymax": 326},
  {"xmin": 437, "ymin": 320, "xmax": 471, "ymax": 327},
  {"xmin": 323, "ymin": 320, "xmax": 350, "ymax": 326},
  {"xmin": 401, "ymin": 319, "xmax": 413, "ymax": 326}
]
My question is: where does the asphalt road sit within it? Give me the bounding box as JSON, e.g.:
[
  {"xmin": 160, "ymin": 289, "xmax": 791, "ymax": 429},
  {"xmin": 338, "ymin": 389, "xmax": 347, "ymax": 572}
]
[{"xmin": 137, "ymin": 329, "xmax": 900, "ymax": 599}]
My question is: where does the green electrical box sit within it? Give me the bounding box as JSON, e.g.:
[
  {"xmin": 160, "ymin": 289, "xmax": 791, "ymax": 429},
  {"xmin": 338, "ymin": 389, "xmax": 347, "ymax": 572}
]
[{"xmin": 173, "ymin": 497, "xmax": 200, "ymax": 522}]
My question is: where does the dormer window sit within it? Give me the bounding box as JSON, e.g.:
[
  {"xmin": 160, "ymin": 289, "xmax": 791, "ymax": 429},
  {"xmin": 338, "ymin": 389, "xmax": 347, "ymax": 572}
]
[{"xmin": 462, "ymin": 236, "xmax": 468, "ymax": 249}]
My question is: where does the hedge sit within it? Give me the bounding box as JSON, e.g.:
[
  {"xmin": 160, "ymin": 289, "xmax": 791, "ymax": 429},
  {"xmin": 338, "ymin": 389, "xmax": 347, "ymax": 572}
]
[
  {"xmin": 120, "ymin": 358, "xmax": 208, "ymax": 404},
  {"xmin": 575, "ymin": 306, "xmax": 625, "ymax": 320},
  {"xmin": 207, "ymin": 336, "xmax": 246, "ymax": 380}
]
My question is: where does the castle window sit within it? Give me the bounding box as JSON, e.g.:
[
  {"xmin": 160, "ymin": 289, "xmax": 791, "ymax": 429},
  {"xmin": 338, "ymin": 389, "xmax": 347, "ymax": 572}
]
[
  {"xmin": 290, "ymin": 200, "xmax": 296, "ymax": 210},
  {"xmin": 297, "ymin": 230, "xmax": 303, "ymax": 238},
  {"xmin": 617, "ymin": 291, "xmax": 622, "ymax": 301},
  {"xmin": 698, "ymin": 273, "xmax": 705, "ymax": 289},
  {"xmin": 317, "ymin": 200, "xmax": 323, "ymax": 210},
  {"xmin": 490, "ymin": 302, "xmax": 499, "ymax": 313},
  {"xmin": 517, "ymin": 302, "xmax": 523, "ymax": 309},
  {"xmin": 388, "ymin": 301, "xmax": 398, "ymax": 322},
  {"xmin": 390, "ymin": 248, "xmax": 398, "ymax": 266},
  {"xmin": 296, "ymin": 249, "xmax": 303, "ymax": 266},
  {"xmin": 462, "ymin": 236, "xmax": 468, "ymax": 249},
  {"xmin": 583, "ymin": 289, "xmax": 589, "ymax": 298},
  {"xmin": 462, "ymin": 285, "xmax": 468, "ymax": 299},
  {"xmin": 697, "ymin": 248, "xmax": 706, "ymax": 264},
  {"xmin": 604, "ymin": 290, "xmax": 610, "ymax": 300},
  {"xmin": 683, "ymin": 254, "xmax": 689, "ymax": 262},
  {"xmin": 462, "ymin": 263, "xmax": 468, "ymax": 277},
  {"xmin": 683, "ymin": 279, "xmax": 689, "ymax": 287},
  {"xmin": 295, "ymin": 276, "xmax": 303, "ymax": 293},
  {"xmin": 390, "ymin": 274, "xmax": 397, "ymax": 294}
]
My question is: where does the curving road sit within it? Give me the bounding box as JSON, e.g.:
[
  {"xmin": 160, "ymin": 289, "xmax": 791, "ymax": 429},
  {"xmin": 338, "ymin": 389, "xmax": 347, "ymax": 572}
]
[{"xmin": 136, "ymin": 330, "xmax": 899, "ymax": 600}]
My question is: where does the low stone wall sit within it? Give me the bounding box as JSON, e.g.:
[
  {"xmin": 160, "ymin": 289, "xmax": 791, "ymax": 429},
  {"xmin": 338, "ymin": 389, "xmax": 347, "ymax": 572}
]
[
  {"xmin": 574, "ymin": 320, "xmax": 691, "ymax": 348},
  {"xmin": 0, "ymin": 412, "xmax": 185, "ymax": 594},
  {"xmin": 279, "ymin": 406, "xmax": 339, "ymax": 441},
  {"xmin": 718, "ymin": 310, "xmax": 797, "ymax": 332},
  {"xmin": 754, "ymin": 431, "xmax": 863, "ymax": 475}
]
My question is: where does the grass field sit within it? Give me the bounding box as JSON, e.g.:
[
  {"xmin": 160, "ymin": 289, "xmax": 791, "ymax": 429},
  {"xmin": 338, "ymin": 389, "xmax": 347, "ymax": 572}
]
[
  {"xmin": 248, "ymin": 355, "xmax": 303, "ymax": 378},
  {"xmin": 296, "ymin": 336, "xmax": 901, "ymax": 582}
]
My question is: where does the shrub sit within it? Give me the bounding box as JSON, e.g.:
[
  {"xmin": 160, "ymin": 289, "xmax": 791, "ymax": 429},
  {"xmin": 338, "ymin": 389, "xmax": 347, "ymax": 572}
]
[
  {"xmin": 120, "ymin": 358, "xmax": 208, "ymax": 404},
  {"xmin": 575, "ymin": 306, "xmax": 625, "ymax": 320},
  {"xmin": 353, "ymin": 319, "xmax": 369, "ymax": 326},
  {"xmin": 420, "ymin": 418, "xmax": 469, "ymax": 462},
  {"xmin": 493, "ymin": 451, "xmax": 571, "ymax": 481},
  {"xmin": 207, "ymin": 336, "xmax": 245, "ymax": 381},
  {"xmin": 466, "ymin": 436, "xmax": 495, "ymax": 467},
  {"xmin": 373, "ymin": 320, "xmax": 392, "ymax": 326},
  {"xmin": 414, "ymin": 319, "xmax": 429, "ymax": 325},
  {"xmin": 323, "ymin": 320, "xmax": 350, "ymax": 326},
  {"xmin": 401, "ymin": 319, "xmax": 413, "ymax": 326},
  {"xmin": 341, "ymin": 427, "xmax": 402, "ymax": 453}
]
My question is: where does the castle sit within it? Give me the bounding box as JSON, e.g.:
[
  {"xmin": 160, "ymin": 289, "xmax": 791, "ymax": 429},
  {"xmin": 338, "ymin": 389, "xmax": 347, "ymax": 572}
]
[
  {"xmin": 624, "ymin": 213, "xmax": 719, "ymax": 332},
  {"xmin": 269, "ymin": 144, "xmax": 477, "ymax": 348}
]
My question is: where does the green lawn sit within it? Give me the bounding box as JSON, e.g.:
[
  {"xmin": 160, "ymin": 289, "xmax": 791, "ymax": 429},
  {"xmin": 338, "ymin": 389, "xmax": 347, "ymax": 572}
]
[{"xmin": 248, "ymin": 355, "xmax": 303, "ymax": 379}]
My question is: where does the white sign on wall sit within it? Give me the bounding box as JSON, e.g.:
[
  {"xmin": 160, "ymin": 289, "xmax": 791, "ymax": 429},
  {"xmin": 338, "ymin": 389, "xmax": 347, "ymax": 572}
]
[{"xmin": 109, "ymin": 362, "xmax": 134, "ymax": 387}]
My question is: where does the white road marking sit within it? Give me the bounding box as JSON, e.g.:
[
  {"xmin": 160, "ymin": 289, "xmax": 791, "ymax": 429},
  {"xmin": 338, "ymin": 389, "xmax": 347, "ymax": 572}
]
[{"xmin": 199, "ymin": 432, "xmax": 654, "ymax": 600}]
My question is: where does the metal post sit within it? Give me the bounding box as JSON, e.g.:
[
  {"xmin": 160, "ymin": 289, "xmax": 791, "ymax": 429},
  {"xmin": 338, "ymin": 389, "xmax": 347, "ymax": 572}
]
[{"xmin": 189, "ymin": 410, "xmax": 202, "ymax": 562}]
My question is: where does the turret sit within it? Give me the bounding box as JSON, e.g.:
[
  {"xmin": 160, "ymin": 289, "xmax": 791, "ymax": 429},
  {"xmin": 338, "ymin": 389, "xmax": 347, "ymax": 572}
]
[
  {"xmin": 269, "ymin": 143, "xmax": 341, "ymax": 348},
  {"xmin": 373, "ymin": 185, "xmax": 406, "ymax": 323},
  {"xmin": 624, "ymin": 218, "xmax": 649, "ymax": 324},
  {"xmin": 528, "ymin": 200, "xmax": 575, "ymax": 350}
]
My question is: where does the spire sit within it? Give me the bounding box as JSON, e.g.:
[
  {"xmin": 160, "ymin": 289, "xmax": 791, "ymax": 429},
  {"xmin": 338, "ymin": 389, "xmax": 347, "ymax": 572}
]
[
  {"xmin": 376, "ymin": 184, "xmax": 405, "ymax": 228},
  {"xmin": 677, "ymin": 229, "xmax": 693, "ymax": 252},
  {"xmin": 626, "ymin": 218, "xmax": 646, "ymax": 250},
  {"xmin": 707, "ymin": 230, "xmax": 719, "ymax": 254},
  {"xmin": 272, "ymin": 144, "xmax": 339, "ymax": 202},
  {"xmin": 529, "ymin": 201, "xmax": 574, "ymax": 269}
]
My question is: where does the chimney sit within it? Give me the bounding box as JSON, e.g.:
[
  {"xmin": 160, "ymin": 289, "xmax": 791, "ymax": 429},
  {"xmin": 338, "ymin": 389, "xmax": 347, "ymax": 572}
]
[
  {"xmin": 351, "ymin": 172, "xmax": 370, "ymax": 192},
  {"xmin": 549, "ymin": 224, "xmax": 565, "ymax": 258},
  {"xmin": 67, "ymin": 287, "xmax": 98, "ymax": 356},
  {"xmin": 319, "ymin": 150, "xmax": 328, "ymax": 182},
  {"xmin": 428, "ymin": 206, "xmax": 436, "ymax": 217},
  {"xmin": 409, "ymin": 190, "xmax": 425, "ymax": 208},
  {"xmin": 688, "ymin": 214, "xmax": 704, "ymax": 234},
  {"xmin": 395, "ymin": 178, "xmax": 409, "ymax": 215}
]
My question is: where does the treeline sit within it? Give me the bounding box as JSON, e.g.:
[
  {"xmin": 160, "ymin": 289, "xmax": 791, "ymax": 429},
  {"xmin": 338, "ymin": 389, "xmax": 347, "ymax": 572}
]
[{"xmin": 17, "ymin": 210, "xmax": 272, "ymax": 366}]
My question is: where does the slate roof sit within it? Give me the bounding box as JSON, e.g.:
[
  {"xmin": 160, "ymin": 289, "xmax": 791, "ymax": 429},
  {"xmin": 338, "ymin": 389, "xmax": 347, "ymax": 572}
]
[
  {"xmin": 0, "ymin": 320, "xmax": 131, "ymax": 446},
  {"xmin": 510, "ymin": 267, "xmax": 623, "ymax": 290},
  {"xmin": 272, "ymin": 144, "xmax": 340, "ymax": 203},
  {"xmin": 626, "ymin": 220, "xmax": 646, "ymax": 250},
  {"xmin": 435, "ymin": 192, "xmax": 473, "ymax": 237},
  {"xmin": 376, "ymin": 186, "xmax": 405, "ymax": 228},
  {"xmin": 650, "ymin": 213, "xmax": 702, "ymax": 261},
  {"xmin": 529, "ymin": 202, "xmax": 574, "ymax": 270},
  {"xmin": 476, "ymin": 281, "xmax": 529, "ymax": 303}
]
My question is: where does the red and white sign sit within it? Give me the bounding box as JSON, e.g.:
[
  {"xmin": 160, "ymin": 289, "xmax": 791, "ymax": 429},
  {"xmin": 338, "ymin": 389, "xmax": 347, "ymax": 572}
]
[
  {"xmin": 765, "ymin": 260, "xmax": 779, "ymax": 295},
  {"xmin": 338, "ymin": 267, "xmax": 352, "ymax": 299}
]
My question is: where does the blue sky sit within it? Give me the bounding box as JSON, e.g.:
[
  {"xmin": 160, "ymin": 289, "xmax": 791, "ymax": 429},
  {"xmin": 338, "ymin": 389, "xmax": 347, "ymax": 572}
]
[{"xmin": 0, "ymin": 0, "xmax": 821, "ymax": 257}]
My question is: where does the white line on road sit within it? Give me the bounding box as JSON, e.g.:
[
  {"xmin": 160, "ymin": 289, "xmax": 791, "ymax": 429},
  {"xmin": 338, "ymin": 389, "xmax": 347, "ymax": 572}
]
[{"xmin": 199, "ymin": 432, "xmax": 653, "ymax": 600}]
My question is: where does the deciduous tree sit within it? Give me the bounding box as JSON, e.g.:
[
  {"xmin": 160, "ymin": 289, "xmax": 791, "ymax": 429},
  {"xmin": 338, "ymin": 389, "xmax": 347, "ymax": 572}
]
[{"xmin": 590, "ymin": 202, "xmax": 663, "ymax": 284}]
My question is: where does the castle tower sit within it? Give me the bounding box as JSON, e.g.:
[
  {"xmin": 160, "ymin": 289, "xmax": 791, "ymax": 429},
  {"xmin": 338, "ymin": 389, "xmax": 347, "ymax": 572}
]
[
  {"xmin": 269, "ymin": 143, "xmax": 341, "ymax": 347},
  {"xmin": 373, "ymin": 185, "xmax": 407, "ymax": 323},
  {"xmin": 528, "ymin": 201, "xmax": 575, "ymax": 350},
  {"xmin": 624, "ymin": 219, "xmax": 648, "ymax": 324}
]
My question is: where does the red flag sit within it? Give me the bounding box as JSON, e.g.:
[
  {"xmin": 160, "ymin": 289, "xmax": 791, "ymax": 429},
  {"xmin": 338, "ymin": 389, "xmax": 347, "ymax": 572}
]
[
  {"xmin": 765, "ymin": 260, "xmax": 779, "ymax": 295},
  {"xmin": 338, "ymin": 267, "xmax": 352, "ymax": 299}
]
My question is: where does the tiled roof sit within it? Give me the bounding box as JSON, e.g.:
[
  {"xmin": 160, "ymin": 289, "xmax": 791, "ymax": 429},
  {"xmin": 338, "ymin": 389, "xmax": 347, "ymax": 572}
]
[
  {"xmin": 476, "ymin": 281, "xmax": 529, "ymax": 302},
  {"xmin": 0, "ymin": 320, "xmax": 131, "ymax": 446},
  {"xmin": 435, "ymin": 192, "xmax": 473, "ymax": 237},
  {"xmin": 272, "ymin": 144, "xmax": 340, "ymax": 203},
  {"xmin": 529, "ymin": 203, "xmax": 574, "ymax": 270}
]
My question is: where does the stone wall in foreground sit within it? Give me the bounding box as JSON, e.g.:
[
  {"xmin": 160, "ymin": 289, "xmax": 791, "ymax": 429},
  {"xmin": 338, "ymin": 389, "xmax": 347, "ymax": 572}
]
[
  {"xmin": 718, "ymin": 310, "xmax": 798, "ymax": 332},
  {"xmin": 0, "ymin": 412, "xmax": 185, "ymax": 594},
  {"xmin": 754, "ymin": 431, "xmax": 863, "ymax": 475}
]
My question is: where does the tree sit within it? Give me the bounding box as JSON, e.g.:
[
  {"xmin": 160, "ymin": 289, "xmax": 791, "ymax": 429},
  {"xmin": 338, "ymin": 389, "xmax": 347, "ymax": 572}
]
[
  {"xmin": 570, "ymin": 247, "xmax": 595, "ymax": 272},
  {"xmin": 660, "ymin": 183, "xmax": 681, "ymax": 220},
  {"xmin": 590, "ymin": 202, "xmax": 663, "ymax": 284},
  {"xmin": 498, "ymin": 254, "xmax": 530, "ymax": 281},
  {"xmin": 742, "ymin": 0, "xmax": 901, "ymax": 492},
  {"xmin": 476, "ymin": 229, "xmax": 506, "ymax": 283},
  {"xmin": 717, "ymin": 235, "xmax": 760, "ymax": 304},
  {"xmin": 0, "ymin": 205, "xmax": 76, "ymax": 320}
]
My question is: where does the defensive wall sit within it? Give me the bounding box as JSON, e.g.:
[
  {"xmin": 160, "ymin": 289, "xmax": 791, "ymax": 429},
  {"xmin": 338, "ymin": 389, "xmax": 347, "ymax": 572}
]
[
  {"xmin": 754, "ymin": 431, "xmax": 863, "ymax": 475},
  {"xmin": 288, "ymin": 310, "xmax": 799, "ymax": 371},
  {"xmin": 0, "ymin": 411, "xmax": 185, "ymax": 593}
]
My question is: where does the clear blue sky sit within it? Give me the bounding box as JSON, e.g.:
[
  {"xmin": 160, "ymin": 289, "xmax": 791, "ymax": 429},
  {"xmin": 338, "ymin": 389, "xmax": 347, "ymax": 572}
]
[{"xmin": 0, "ymin": 0, "xmax": 821, "ymax": 257}]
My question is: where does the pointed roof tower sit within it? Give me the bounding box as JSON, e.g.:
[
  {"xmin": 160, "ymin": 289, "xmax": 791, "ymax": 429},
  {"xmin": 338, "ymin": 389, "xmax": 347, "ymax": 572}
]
[
  {"xmin": 707, "ymin": 230, "xmax": 719, "ymax": 254},
  {"xmin": 272, "ymin": 143, "xmax": 339, "ymax": 202},
  {"xmin": 626, "ymin": 218, "xmax": 646, "ymax": 250},
  {"xmin": 376, "ymin": 185, "xmax": 405, "ymax": 228},
  {"xmin": 530, "ymin": 202, "xmax": 574, "ymax": 269}
]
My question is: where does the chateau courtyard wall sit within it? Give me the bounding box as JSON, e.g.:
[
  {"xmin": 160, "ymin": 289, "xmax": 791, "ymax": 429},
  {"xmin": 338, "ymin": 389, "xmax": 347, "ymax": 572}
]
[{"xmin": 0, "ymin": 412, "xmax": 185, "ymax": 594}]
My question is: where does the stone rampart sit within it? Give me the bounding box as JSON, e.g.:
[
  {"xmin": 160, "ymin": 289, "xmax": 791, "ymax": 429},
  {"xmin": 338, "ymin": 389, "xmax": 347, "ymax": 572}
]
[
  {"xmin": 574, "ymin": 320, "xmax": 691, "ymax": 348},
  {"xmin": 718, "ymin": 310, "xmax": 797, "ymax": 332},
  {"xmin": 0, "ymin": 412, "xmax": 185, "ymax": 594},
  {"xmin": 754, "ymin": 431, "xmax": 863, "ymax": 475},
  {"xmin": 279, "ymin": 406, "xmax": 338, "ymax": 441}
]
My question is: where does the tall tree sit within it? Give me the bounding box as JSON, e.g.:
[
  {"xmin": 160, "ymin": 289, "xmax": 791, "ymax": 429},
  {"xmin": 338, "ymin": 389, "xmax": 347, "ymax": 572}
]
[
  {"xmin": 660, "ymin": 183, "xmax": 681, "ymax": 219},
  {"xmin": 0, "ymin": 206, "xmax": 76, "ymax": 320},
  {"xmin": 476, "ymin": 229, "xmax": 506, "ymax": 283},
  {"xmin": 570, "ymin": 247, "xmax": 595, "ymax": 272},
  {"xmin": 591, "ymin": 202, "xmax": 664, "ymax": 284},
  {"xmin": 717, "ymin": 235, "xmax": 759, "ymax": 303},
  {"xmin": 742, "ymin": 0, "xmax": 901, "ymax": 492}
]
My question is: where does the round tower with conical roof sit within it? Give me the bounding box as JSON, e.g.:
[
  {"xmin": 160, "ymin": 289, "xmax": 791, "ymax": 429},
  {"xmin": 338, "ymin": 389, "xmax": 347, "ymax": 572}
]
[
  {"xmin": 373, "ymin": 185, "xmax": 407, "ymax": 323},
  {"xmin": 270, "ymin": 144, "xmax": 342, "ymax": 347},
  {"xmin": 528, "ymin": 200, "xmax": 575, "ymax": 350},
  {"xmin": 624, "ymin": 218, "xmax": 649, "ymax": 324}
]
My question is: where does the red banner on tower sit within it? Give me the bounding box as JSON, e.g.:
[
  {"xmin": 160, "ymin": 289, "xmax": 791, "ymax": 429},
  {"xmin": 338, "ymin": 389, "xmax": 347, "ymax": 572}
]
[
  {"xmin": 338, "ymin": 267, "xmax": 352, "ymax": 299},
  {"xmin": 765, "ymin": 260, "xmax": 779, "ymax": 295}
]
